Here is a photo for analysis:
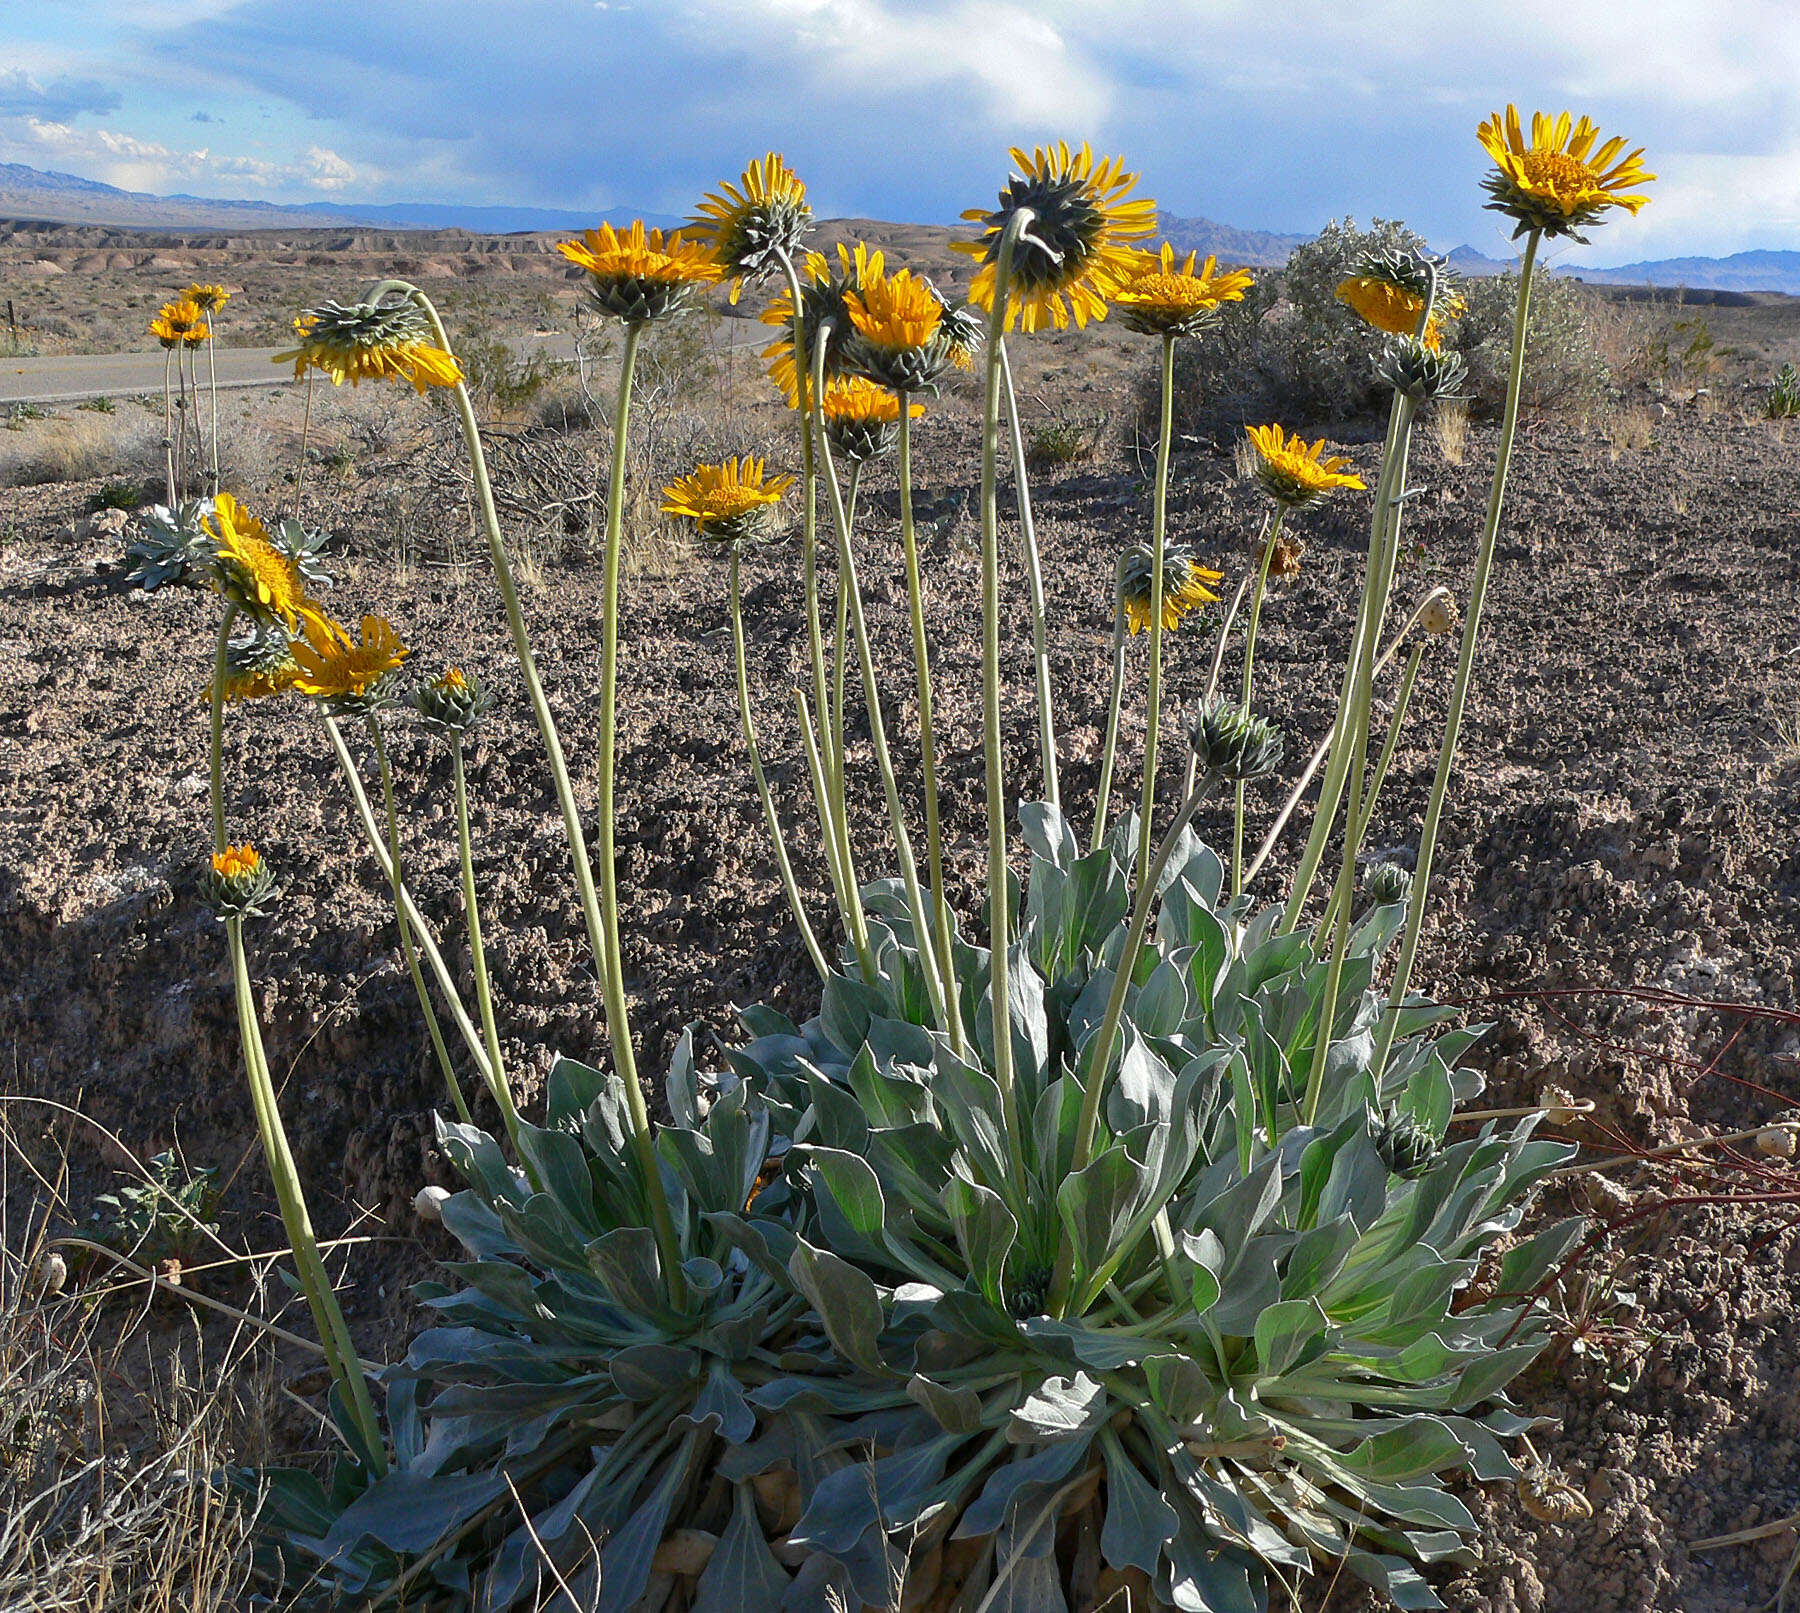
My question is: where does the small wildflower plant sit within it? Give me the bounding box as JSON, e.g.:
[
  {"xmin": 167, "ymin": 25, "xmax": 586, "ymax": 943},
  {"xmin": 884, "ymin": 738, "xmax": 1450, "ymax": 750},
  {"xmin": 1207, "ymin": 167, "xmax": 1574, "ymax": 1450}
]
[{"xmin": 185, "ymin": 107, "xmax": 1652, "ymax": 1611}]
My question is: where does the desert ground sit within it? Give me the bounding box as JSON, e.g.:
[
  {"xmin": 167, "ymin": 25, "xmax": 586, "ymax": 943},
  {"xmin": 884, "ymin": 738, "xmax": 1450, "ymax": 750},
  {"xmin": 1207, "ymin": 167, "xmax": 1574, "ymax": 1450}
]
[{"xmin": 2, "ymin": 227, "xmax": 1799, "ymax": 1611}]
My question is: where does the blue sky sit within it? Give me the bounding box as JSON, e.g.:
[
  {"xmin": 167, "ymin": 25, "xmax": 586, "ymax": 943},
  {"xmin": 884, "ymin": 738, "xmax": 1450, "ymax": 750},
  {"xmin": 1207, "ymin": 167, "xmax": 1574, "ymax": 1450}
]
[{"xmin": 5, "ymin": 1, "xmax": 1799, "ymax": 265}]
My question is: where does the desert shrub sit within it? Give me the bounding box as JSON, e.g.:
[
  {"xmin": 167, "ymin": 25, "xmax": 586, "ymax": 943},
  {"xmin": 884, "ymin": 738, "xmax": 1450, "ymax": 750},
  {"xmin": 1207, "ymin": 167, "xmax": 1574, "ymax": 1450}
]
[
  {"xmin": 1764, "ymin": 361, "xmax": 1800, "ymax": 419},
  {"xmin": 0, "ymin": 416, "xmax": 163, "ymax": 488},
  {"xmin": 1458, "ymin": 268, "xmax": 1616, "ymax": 414},
  {"xmin": 1026, "ymin": 405, "xmax": 1107, "ymax": 466},
  {"xmin": 458, "ymin": 333, "xmax": 572, "ymax": 418}
]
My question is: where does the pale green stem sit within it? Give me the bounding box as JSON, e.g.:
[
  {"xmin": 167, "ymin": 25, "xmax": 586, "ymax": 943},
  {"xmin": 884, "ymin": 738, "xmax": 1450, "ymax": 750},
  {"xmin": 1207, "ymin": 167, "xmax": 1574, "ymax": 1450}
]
[
  {"xmin": 208, "ymin": 605, "xmax": 238, "ymax": 853},
  {"xmin": 829, "ymin": 465, "xmax": 858, "ymax": 809},
  {"xmin": 1374, "ymin": 231, "xmax": 1542, "ymax": 1079},
  {"xmin": 897, "ymin": 399, "xmax": 964, "ymax": 1051},
  {"xmin": 977, "ymin": 213, "xmax": 1033, "ymax": 1173},
  {"xmin": 320, "ymin": 713, "xmax": 496, "ymax": 1083},
  {"xmin": 452, "ymin": 741, "xmax": 521, "ymax": 1146},
  {"xmin": 1089, "ymin": 569, "xmax": 1130, "ymax": 855},
  {"xmin": 227, "ymin": 919, "xmax": 385, "ymax": 1470},
  {"xmin": 730, "ymin": 547, "xmax": 829, "ymax": 982},
  {"xmin": 813, "ymin": 333, "xmax": 948, "ymax": 1033},
  {"xmin": 1184, "ymin": 560, "xmax": 1258, "ymax": 803},
  {"xmin": 998, "ymin": 341, "xmax": 1059, "ymax": 810},
  {"xmin": 1232, "ymin": 506, "xmax": 1286, "ymax": 898},
  {"xmin": 293, "ymin": 375, "xmax": 313, "ymax": 519},
  {"xmin": 1136, "ymin": 333, "xmax": 1177, "ymax": 894},
  {"xmin": 368, "ymin": 714, "xmax": 473, "ymax": 1127},
  {"xmin": 206, "ymin": 321, "xmax": 220, "ymax": 490},
  {"xmin": 161, "ymin": 346, "xmax": 175, "ymax": 507}
]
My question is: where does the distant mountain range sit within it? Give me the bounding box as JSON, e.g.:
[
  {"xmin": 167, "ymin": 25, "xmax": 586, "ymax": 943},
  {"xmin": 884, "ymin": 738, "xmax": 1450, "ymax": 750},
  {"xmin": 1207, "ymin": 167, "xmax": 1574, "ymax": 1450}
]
[{"xmin": 4, "ymin": 161, "xmax": 1798, "ymax": 294}]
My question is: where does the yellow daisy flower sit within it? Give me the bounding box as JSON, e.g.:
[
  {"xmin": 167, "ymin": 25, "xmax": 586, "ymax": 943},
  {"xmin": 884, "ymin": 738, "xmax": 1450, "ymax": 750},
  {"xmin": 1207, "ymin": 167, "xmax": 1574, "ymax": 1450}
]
[
  {"xmin": 1335, "ymin": 274, "xmax": 1465, "ymax": 353},
  {"xmin": 185, "ymin": 283, "xmax": 232, "ymax": 314},
  {"xmin": 200, "ymin": 841, "xmax": 276, "ymax": 919},
  {"xmin": 955, "ymin": 142, "xmax": 1157, "ymax": 333},
  {"xmin": 1119, "ymin": 540, "xmax": 1223, "ymax": 635},
  {"xmin": 759, "ymin": 241, "xmax": 885, "ymax": 406},
  {"xmin": 557, "ymin": 221, "xmax": 722, "ymax": 324},
  {"xmin": 149, "ymin": 299, "xmax": 207, "ymax": 348},
  {"xmin": 1112, "ymin": 246, "xmax": 1254, "ymax": 338},
  {"xmin": 661, "ymin": 456, "xmax": 795, "ymax": 544},
  {"xmin": 205, "ymin": 492, "xmax": 325, "ymax": 631},
  {"xmin": 273, "ymin": 299, "xmax": 464, "ymax": 391},
  {"xmin": 818, "ymin": 376, "xmax": 922, "ymax": 464},
  {"xmin": 290, "ymin": 614, "xmax": 410, "ymax": 708},
  {"xmin": 1245, "ymin": 424, "xmax": 1367, "ymax": 509},
  {"xmin": 213, "ymin": 843, "xmax": 261, "ymax": 879},
  {"xmin": 1478, "ymin": 105, "xmax": 1654, "ymax": 240},
  {"xmin": 688, "ymin": 153, "xmax": 813, "ymax": 301}
]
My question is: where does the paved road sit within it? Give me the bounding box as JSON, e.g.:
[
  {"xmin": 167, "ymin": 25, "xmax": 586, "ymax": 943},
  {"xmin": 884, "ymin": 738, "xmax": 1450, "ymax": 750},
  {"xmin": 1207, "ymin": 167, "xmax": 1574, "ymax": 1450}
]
[{"xmin": 0, "ymin": 324, "xmax": 771, "ymax": 407}]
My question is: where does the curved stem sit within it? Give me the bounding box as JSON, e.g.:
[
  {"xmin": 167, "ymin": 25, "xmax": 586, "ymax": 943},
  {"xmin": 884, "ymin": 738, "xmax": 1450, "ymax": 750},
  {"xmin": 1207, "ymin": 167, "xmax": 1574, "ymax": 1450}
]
[
  {"xmin": 452, "ymin": 740, "xmax": 521, "ymax": 1145},
  {"xmin": 368, "ymin": 714, "xmax": 472, "ymax": 1127},
  {"xmin": 1374, "ymin": 229, "xmax": 1542, "ymax": 1078},
  {"xmin": 998, "ymin": 341, "xmax": 1059, "ymax": 810},
  {"xmin": 897, "ymin": 399, "xmax": 964, "ymax": 1050},
  {"xmin": 1231, "ymin": 508, "xmax": 1286, "ymax": 898},
  {"xmin": 814, "ymin": 335, "xmax": 947, "ymax": 1032},
  {"xmin": 1136, "ymin": 333, "xmax": 1177, "ymax": 892},
  {"xmin": 1089, "ymin": 576, "xmax": 1129, "ymax": 854},
  {"xmin": 731, "ymin": 547, "xmax": 829, "ymax": 981}
]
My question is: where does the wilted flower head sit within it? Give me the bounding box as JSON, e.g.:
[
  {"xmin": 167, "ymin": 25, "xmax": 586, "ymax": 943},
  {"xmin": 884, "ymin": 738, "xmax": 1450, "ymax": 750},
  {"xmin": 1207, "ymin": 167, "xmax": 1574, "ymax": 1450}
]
[
  {"xmin": 150, "ymin": 299, "xmax": 208, "ymax": 348},
  {"xmin": 557, "ymin": 221, "xmax": 723, "ymax": 325},
  {"xmin": 842, "ymin": 267, "xmax": 973, "ymax": 394},
  {"xmin": 955, "ymin": 142, "xmax": 1157, "ymax": 333},
  {"xmin": 1257, "ymin": 525, "xmax": 1306, "ymax": 581},
  {"xmin": 1418, "ymin": 588, "xmax": 1458, "ymax": 636},
  {"xmin": 1245, "ymin": 424, "xmax": 1366, "ymax": 509},
  {"xmin": 1378, "ymin": 335, "xmax": 1469, "ymax": 402},
  {"xmin": 185, "ymin": 283, "xmax": 232, "ymax": 314},
  {"xmin": 1112, "ymin": 244, "xmax": 1253, "ymax": 339},
  {"xmin": 274, "ymin": 297, "xmax": 463, "ymax": 391},
  {"xmin": 205, "ymin": 492, "xmax": 325, "ymax": 632},
  {"xmin": 816, "ymin": 377, "xmax": 920, "ymax": 465},
  {"xmin": 688, "ymin": 154, "xmax": 812, "ymax": 302},
  {"xmin": 1188, "ymin": 697, "xmax": 1284, "ymax": 785},
  {"xmin": 290, "ymin": 613, "xmax": 409, "ymax": 714},
  {"xmin": 661, "ymin": 456, "xmax": 795, "ymax": 547},
  {"xmin": 218, "ymin": 627, "xmax": 299, "ymax": 704},
  {"xmin": 1118, "ymin": 540, "xmax": 1222, "ymax": 635},
  {"xmin": 759, "ymin": 241, "xmax": 884, "ymax": 406},
  {"xmin": 413, "ymin": 664, "xmax": 495, "ymax": 734},
  {"xmin": 201, "ymin": 842, "xmax": 276, "ymax": 920},
  {"xmin": 1478, "ymin": 106, "xmax": 1653, "ymax": 241}
]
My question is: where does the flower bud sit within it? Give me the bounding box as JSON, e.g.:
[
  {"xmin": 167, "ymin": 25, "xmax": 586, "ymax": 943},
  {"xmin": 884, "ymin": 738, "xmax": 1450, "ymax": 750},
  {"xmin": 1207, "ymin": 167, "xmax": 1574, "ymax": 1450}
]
[
  {"xmin": 200, "ymin": 843, "xmax": 276, "ymax": 921},
  {"xmin": 1187, "ymin": 697, "xmax": 1284, "ymax": 785}
]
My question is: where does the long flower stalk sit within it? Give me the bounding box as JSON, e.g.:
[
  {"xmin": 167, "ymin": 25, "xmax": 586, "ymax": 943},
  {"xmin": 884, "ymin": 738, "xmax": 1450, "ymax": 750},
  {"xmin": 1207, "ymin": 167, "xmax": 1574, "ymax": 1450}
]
[
  {"xmin": 998, "ymin": 341, "xmax": 1060, "ymax": 810},
  {"xmin": 730, "ymin": 546, "xmax": 829, "ymax": 981},
  {"xmin": 813, "ymin": 337, "xmax": 949, "ymax": 1034},
  {"xmin": 1182, "ymin": 560, "xmax": 1258, "ymax": 803},
  {"xmin": 1135, "ymin": 332, "xmax": 1177, "ymax": 892},
  {"xmin": 367, "ymin": 715, "xmax": 473, "ymax": 1125},
  {"xmin": 1231, "ymin": 508, "xmax": 1286, "ymax": 897},
  {"xmin": 160, "ymin": 345, "xmax": 176, "ymax": 506},
  {"xmin": 206, "ymin": 319, "xmax": 221, "ymax": 491},
  {"xmin": 1089, "ymin": 559, "xmax": 1130, "ymax": 853},
  {"xmin": 896, "ymin": 396, "xmax": 964, "ymax": 1050},
  {"xmin": 1374, "ymin": 230, "xmax": 1543, "ymax": 1078},
  {"xmin": 451, "ymin": 740, "xmax": 522, "ymax": 1145},
  {"xmin": 829, "ymin": 467, "xmax": 857, "ymax": 812},
  {"xmin": 293, "ymin": 376, "xmax": 314, "ymax": 518}
]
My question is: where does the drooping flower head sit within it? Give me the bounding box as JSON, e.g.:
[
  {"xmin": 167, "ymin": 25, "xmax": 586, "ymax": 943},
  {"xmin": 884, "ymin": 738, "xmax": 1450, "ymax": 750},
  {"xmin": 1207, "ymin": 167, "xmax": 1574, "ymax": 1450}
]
[
  {"xmin": 413, "ymin": 664, "xmax": 495, "ymax": 734},
  {"xmin": 1188, "ymin": 697, "xmax": 1284, "ymax": 785},
  {"xmin": 1245, "ymin": 424, "xmax": 1367, "ymax": 510},
  {"xmin": 217, "ymin": 627, "xmax": 299, "ymax": 704},
  {"xmin": 1478, "ymin": 106, "xmax": 1654, "ymax": 241},
  {"xmin": 290, "ymin": 613, "xmax": 410, "ymax": 714},
  {"xmin": 843, "ymin": 266, "xmax": 977, "ymax": 395},
  {"xmin": 955, "ymin": 143, "xmax": 1157, "ymax": 333},
  {"xmin": 816, "ymin": 376, "xmax": 922, "ymax": 465},
  {"xmin": 150, "ymin": 299, "xmax": 208, "ymax": 348},
  {"xmin": 200, "ymin": 842, "xmax": 276, "ymax": 920},
  {"xmin": 205, "ymin": 491, "xmax": 325, "ymax": 631},
  {"xmin": 557, "ymin": 222, "xmax": 723, "ymax": 325},
  {"xmin": 688, "ymin": 154, "xmax": 813, "ymax": 302},
  {"xmin": 185, "ymin": 283, "xmax": 232, "ymax": 314},
  {"xmin": 661, "ymin": 456, "xmax": 795, "ymax": 547},
  {"xmin": 759, "ymin": 242, "xmax": 885, "ymax": 406},
  {"xmin": 1117, "ymin": 540, "xmax": 1223, "ymax": 635},
  {"xmin": 1335, "ymin": 246, "xmax": 1465, "ymax": 354},
  {"xmin": 274, "ymin": 298, "xmax": 463, "ymax": 391},
  {"xmin": 1112, "ymin": 245, "xmax": 1253, "ymax": 339}
]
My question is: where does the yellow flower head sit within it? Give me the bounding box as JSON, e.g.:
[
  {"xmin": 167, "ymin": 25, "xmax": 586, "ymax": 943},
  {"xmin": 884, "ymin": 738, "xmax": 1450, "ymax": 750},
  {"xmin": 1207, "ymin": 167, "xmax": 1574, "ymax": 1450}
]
[
  {"xmin": 1119, "ymin": 541, "xmax": 1223, "ymax": 635},
  {"xmin": 760, "ymin": 241, "xmax": 885, "ymax": 406},
  {"xmin": 274, "ymin": 298, "xmax": 463, "ymax": 391},
  {"xmin": 688, "ymin": 154, "xmax": 813, "ymax": 301},
  {"xmin": 185, "ymin": 284, "xmax": 232, "ymax": 314},
  {"xmin": 290, "ymin": 614, "xmax": 410, "ymax": 710},
  {"xmin": 436, "ymin": 666, "xmax": 469, "ymax": 692},
  {"xmin": 212, "ymin": 843, "xmax": 261, "ymax": 880},
  {"xmin": 818, "ymin": 376, "xmax": 922, "ymax": 465},
  {"xmin": 558, "ymin": 221, "xmax": 723, "ymax": 324},
  {"xmin": 661, "ymin": 456, "xmax": 795, "ymax": 544},
  {"xmin": 414, "ymin": 663, "xmax": 494, "ymax": 732},
  {"xmin": 955, "ymin": 142, "xmax": 1157, "ymax": 333},
  {"xmin": 206, "ymin": 492, "xmax": 324, "ymax": 631},
  {"xmin": 150, "ymin": 299, "xmax": 207, "ymax": 348},
  {"xmin": 1245, "ymin": 424, "xmax": 1367, "ymax": 509},
  {"xmin": 1335, "ymin": 262, "xmax": 1466, "ymax": 353},
  {"xmin": 1478, "ymin": 106, "xmax": 1654, "ymax": 241},
  {"xmin": 842, "ymin": 265, "xmax": 981, "ymax": 393},
  {"xmin": 1112, "ymin": 246, "xmax": 1254, "ymax": 339},
  {"xmin": 846, "ymin": 268, "xmax": 944, "ymax": 352}
]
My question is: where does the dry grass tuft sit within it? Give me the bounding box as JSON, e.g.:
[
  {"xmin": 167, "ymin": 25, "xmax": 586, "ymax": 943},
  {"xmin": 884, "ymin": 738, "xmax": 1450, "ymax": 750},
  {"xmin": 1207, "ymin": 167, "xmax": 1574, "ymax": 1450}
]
[
  {"xmin": 1601, "ymin": 405, "xmax": 1656, "ymax": 456},
  {"xmin": 1430, "ymin": 399, "xmax": 1470, "ymax": 466},
  {"xmin": 0, "ymin": 415, "xmax": 164, "ymax": 489}
]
